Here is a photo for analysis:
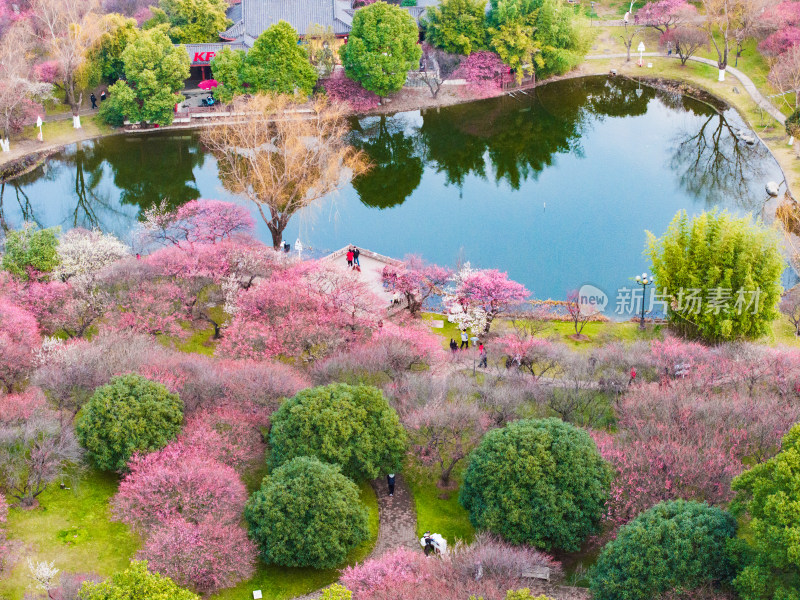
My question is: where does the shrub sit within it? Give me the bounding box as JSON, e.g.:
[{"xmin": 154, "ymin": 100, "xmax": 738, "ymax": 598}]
[
  {"xmin": 244, "ymin": 456, "xmax": 369, "ymax": 568},
  {"xmin": 730, "ymin": 423, "xmax": 800, "ymax": 600},
  {"xmin": 1, "ymin": 223, "xmax": 60, "ymax": 280},
  {"xmin": 646, "ymin": 210, "xmax": 783, "ymax": 341},
  {"xmin": 589, "ymin": 500, "xmax": 737, "ymax": 600},
  {"xmin": 75, "ymin": 374, "xmax": 184, "ymax": 471},
  {"xmin": 140, "ymin": 516, "xmax": 257, "ymax": 594},
  {"xmin": 787, "ymin": 107, "xmax": 800, "ymax": 138},
  {"xmin": 321, "ymin": 584, "xmax": 352, "ymax": 600},
  {"xmin": 320, "ymin": 72, "xmax": 379, "ymax": 112},
  {"xmin": 269, "ymin": 383, "xmax": 406, "ymax": 481},
  {"xmin": 78, "ymin": 560, "xmax": 199, "ymax": 600},
  {"xmin": 459, "ymin": 418, "xmax": 611, "ymax": 552},
  {"xmin": 113, "ymin": 443, "xmax": 247, "ymax": 532}
]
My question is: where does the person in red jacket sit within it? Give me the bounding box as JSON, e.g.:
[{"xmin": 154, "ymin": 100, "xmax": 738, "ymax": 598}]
[
  {"xmin": 346, "ymin": 249, "xmax": 354, "ymax": 268},
  {"xmin": 628, "ymin": 366, "xmax": 637, "ymax": 385}
]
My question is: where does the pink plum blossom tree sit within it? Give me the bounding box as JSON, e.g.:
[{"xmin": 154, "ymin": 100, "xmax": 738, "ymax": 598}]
[
  {"xmin": 0, "ymin": 296, "xmax": 40, "ymax": 392},
  {"xmin": 636, "ymin": 0, "xmax": 697, "ymax": 34},
  {"xmin": 381, "ymin": 255, "xmax": 451, "ymax": 315},
  {"xmin": 139, "ymin": 515, "xmax": 257, "ymax": 594},
  {"xmin": 445, "ymin": 267, "xmax": 529, "ymax": 334},
  {"xmin": 113, "ymin": 443, "xmax": 247, "ymax": 532},
  {"xmin": 140, "ymin": 199, "xmax": 255, "ymax": 249}
]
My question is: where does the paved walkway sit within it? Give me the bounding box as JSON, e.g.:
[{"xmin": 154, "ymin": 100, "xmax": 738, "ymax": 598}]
[
  {"xmin": 322, "ymin": 246, "xmax": 403, "ymax": 305},
  {"xmin": 291, "ymin": 474, "xmax": 418, "ymax": 600},
  {"xmin": 585, "ymin": 52, "xmax": 787, "ymax": 124},
  {"xmin": 369, "ymin": 474, "xmax": 419, "ymax": 558}
]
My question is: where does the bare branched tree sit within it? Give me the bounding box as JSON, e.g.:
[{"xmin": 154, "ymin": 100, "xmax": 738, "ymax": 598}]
[
  {"xmin": 769, "ymin": 44, "xmax": 800, "ymax": 109},
  {"xmin": 420, "ymin": 43, "xmax": 462, "ymax": 99},
  {"xmin": 31, "ymin": 0, "xmax": 104, "ymax": 128},
  {"xmin": 0, "ymin": 23, "xmax": 53, "ymax": 150},
  {"xmin": 202, "ymin": 94, "xmax": 369, "ymax": 249}
]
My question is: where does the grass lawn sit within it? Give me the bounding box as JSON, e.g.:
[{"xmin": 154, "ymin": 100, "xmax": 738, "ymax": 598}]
[
  {"xmin": 0, "ymin": 470, "xmax": 139, "ymax": 600},
  {"xmin": 14, "ymin": 115, "xmax": 114, "ymax": 146},
  {"xmin": 422, "ymin": 311, "xmax": 664, "ymax": 350},
  {"xmin": 406, "ymin": 470, "xmax": 475, "ymax": 545},
  {"xmin": 211, "ymin": 480, "xmax": 380, "ymax": 600}
]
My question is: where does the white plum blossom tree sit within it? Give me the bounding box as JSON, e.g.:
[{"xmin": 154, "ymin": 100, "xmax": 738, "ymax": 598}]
[
  {"xmin": 53, "ymin": 229, "xmax": 130, "ymax": 283},
  {"xmin": 27, "ymin": 557, "xmax": 59, "ymax": 597}
]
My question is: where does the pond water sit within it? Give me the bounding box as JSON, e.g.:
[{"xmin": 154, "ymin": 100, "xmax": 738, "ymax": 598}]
[{"xmin": 0, "ymin": 76, "xmax": 787, "ymax": 313}]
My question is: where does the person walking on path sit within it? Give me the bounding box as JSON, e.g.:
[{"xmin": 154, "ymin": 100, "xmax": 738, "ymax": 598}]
[
  {"xmin": 460, "ymin": 330, "xmax": 469, "ymax": 350},
  {"xmin": 478, "ymin": 343, "xmax": 487, "ymax": 368},
  {"xmin": 387, "ymin": 473, "xmax": 395, "ymax": 497},
  {"xmin": 353, "ymin": 246, "xmax": 360, "ymax": 267},
  {"xmin": 100, "ymin": 90, "xmax": 106, "ymax": 102},
  {"xmin": 90, "ymin": 93, "xmax": 97, "ymax": 109},
  {"xmin": 346, "ymin": 249, "xmax": 354, "ymax": 268},
  {"xmin": 628, "ymin": 366, "xmax": 637, "ymax": 386}
]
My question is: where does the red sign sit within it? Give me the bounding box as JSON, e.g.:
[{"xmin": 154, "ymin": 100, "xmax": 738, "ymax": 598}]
[{"xmin": 193, "ymin": 51, "xmax": 216, "ymax": 63}]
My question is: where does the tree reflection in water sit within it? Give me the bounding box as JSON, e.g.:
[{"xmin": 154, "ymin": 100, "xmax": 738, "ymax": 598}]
[
  {"xmin": 0, "ymin": 76, "xmax": 781, "ymax": 245},
  {"xmin": 670, "ymin": 109, "xmax": 769, "ymax": 212},
  {"xmin": 351, "ymin": 115, "xmax": 424, "ymax": 209}
]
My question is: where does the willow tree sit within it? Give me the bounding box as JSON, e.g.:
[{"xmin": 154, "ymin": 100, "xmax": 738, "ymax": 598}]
[{"xmin": 201, "ymin": 95, "xmax": 368, "ymax": 249}]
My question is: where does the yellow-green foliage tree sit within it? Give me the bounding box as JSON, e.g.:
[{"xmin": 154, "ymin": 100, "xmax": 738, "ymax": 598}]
[{"xmin": 646, "ymin": 210, "xmax": 783, "ymax": 342}]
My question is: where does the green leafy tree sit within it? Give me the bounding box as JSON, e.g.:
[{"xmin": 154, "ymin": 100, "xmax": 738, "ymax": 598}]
[
  {"xmin": 646, "ymin": 210, "xmax": 784, "ymax": 342},
  {"xmin": 423, "ymin": 0, "xmax": 488, "ymax": 55},
  {"xmin": 145, "ymin": 0, "xmax": 230, "ymax": 44},
  {"xmin": 1, "ymin": 223, "xmax": 60, "ymax": 280},
  {"xmin": 75, "ymin": 374, "xmax": 183, "ymax": 471},
  {"xmin": 245, "ymin": 456, "xmax": 369, "ymax": 568},
  {"xmin": 488, "ymin": 0, "xmax": 589, "ymax": 79},
  {"xmin": 91, "ymin": 14, "xmax": 140, "ymax": 82},
  {"xmin": 730, "ymin": 423, "xmax": 800, "ymax": 600},
  {"xmin": 489, "ymin": 19, "xmax": 541, "ymax": 82},
  {"xmin": 339, "ymin": 2, "xmax": 423, "ymax": 97},
  {"xmin": 459, "ymin": 418, "xmax": 611, "ymax": 552},
  {"xmin": 210, "ymin": 47, "xmax": 246, "ymax": 103},
  {"xmin": 589, "ymin": 500, "xmax": 737, "ymax": 600},
  {"xmin": 533, "ymin": 0, "xmax": 590, "ymax": 77},
  {"xmin": 242, "ymin": 21, "xmax": 318, "ymax": 97},
  {"xmin": 79, "ymin": 560, "xmax": 200, "ymax": 600},
  {"xmin": 269, "ymin": 383, "xmax": 406, "ymax": 481},
  {"xmin": 103, "ymin": 27, "xmax": 190, "ymax": 127}
]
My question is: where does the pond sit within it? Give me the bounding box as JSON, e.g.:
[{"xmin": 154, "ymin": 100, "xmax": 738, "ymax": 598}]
[{"xmin": 0, "ymin": 75, "xmax": 787, "ymax": 313}]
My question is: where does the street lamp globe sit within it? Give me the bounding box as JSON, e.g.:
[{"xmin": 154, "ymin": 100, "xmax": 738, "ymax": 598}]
[{"xmin": 635, "ymin": 275, "xmax": 641, "ymax": 282}]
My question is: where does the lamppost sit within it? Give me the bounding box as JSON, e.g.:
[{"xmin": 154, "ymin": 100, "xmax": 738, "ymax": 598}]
[
  {"xmin": 634, "ymin": 272, "xmax": 654, "ymax": 330},
  {"xmin": 637, "ymin": 41, "xmax": 646, "ymax": 67}
]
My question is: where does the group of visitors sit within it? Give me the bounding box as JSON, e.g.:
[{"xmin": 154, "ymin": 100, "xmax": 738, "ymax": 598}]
[
  {"xmin": 346, "ymin": 246, "xmax": 361, "ymax": 271},
  {"xmin": 89, "ymin": 90, "xmax": 107, "ymax": 109},
  {"xmin": 449, "ymin": 334, "xmax": 487, "ymax": 368}
]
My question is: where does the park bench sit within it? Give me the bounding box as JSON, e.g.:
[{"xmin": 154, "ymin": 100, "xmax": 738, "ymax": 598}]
[{"xmin": 522, "ymin": 566, "xmax": 551, "ymax": 582}]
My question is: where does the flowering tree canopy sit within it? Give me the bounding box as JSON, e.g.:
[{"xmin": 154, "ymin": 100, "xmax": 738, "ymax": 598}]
[
  {"xmin": 140, "ymin": 199, "xmax": 255, "ymax": 249},
  {"xmin": 0, "ymin": 297, "xmax": 40, "ymax": 392},
  {"xmin": 382, "ymin": 255, "xmax": 451, "ymax": 315}
]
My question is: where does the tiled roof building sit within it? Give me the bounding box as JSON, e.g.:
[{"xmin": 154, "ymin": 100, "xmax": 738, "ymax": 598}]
[{"xmin": 185, "ymin": 0, "xmax": 436, "ymax": 67}]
